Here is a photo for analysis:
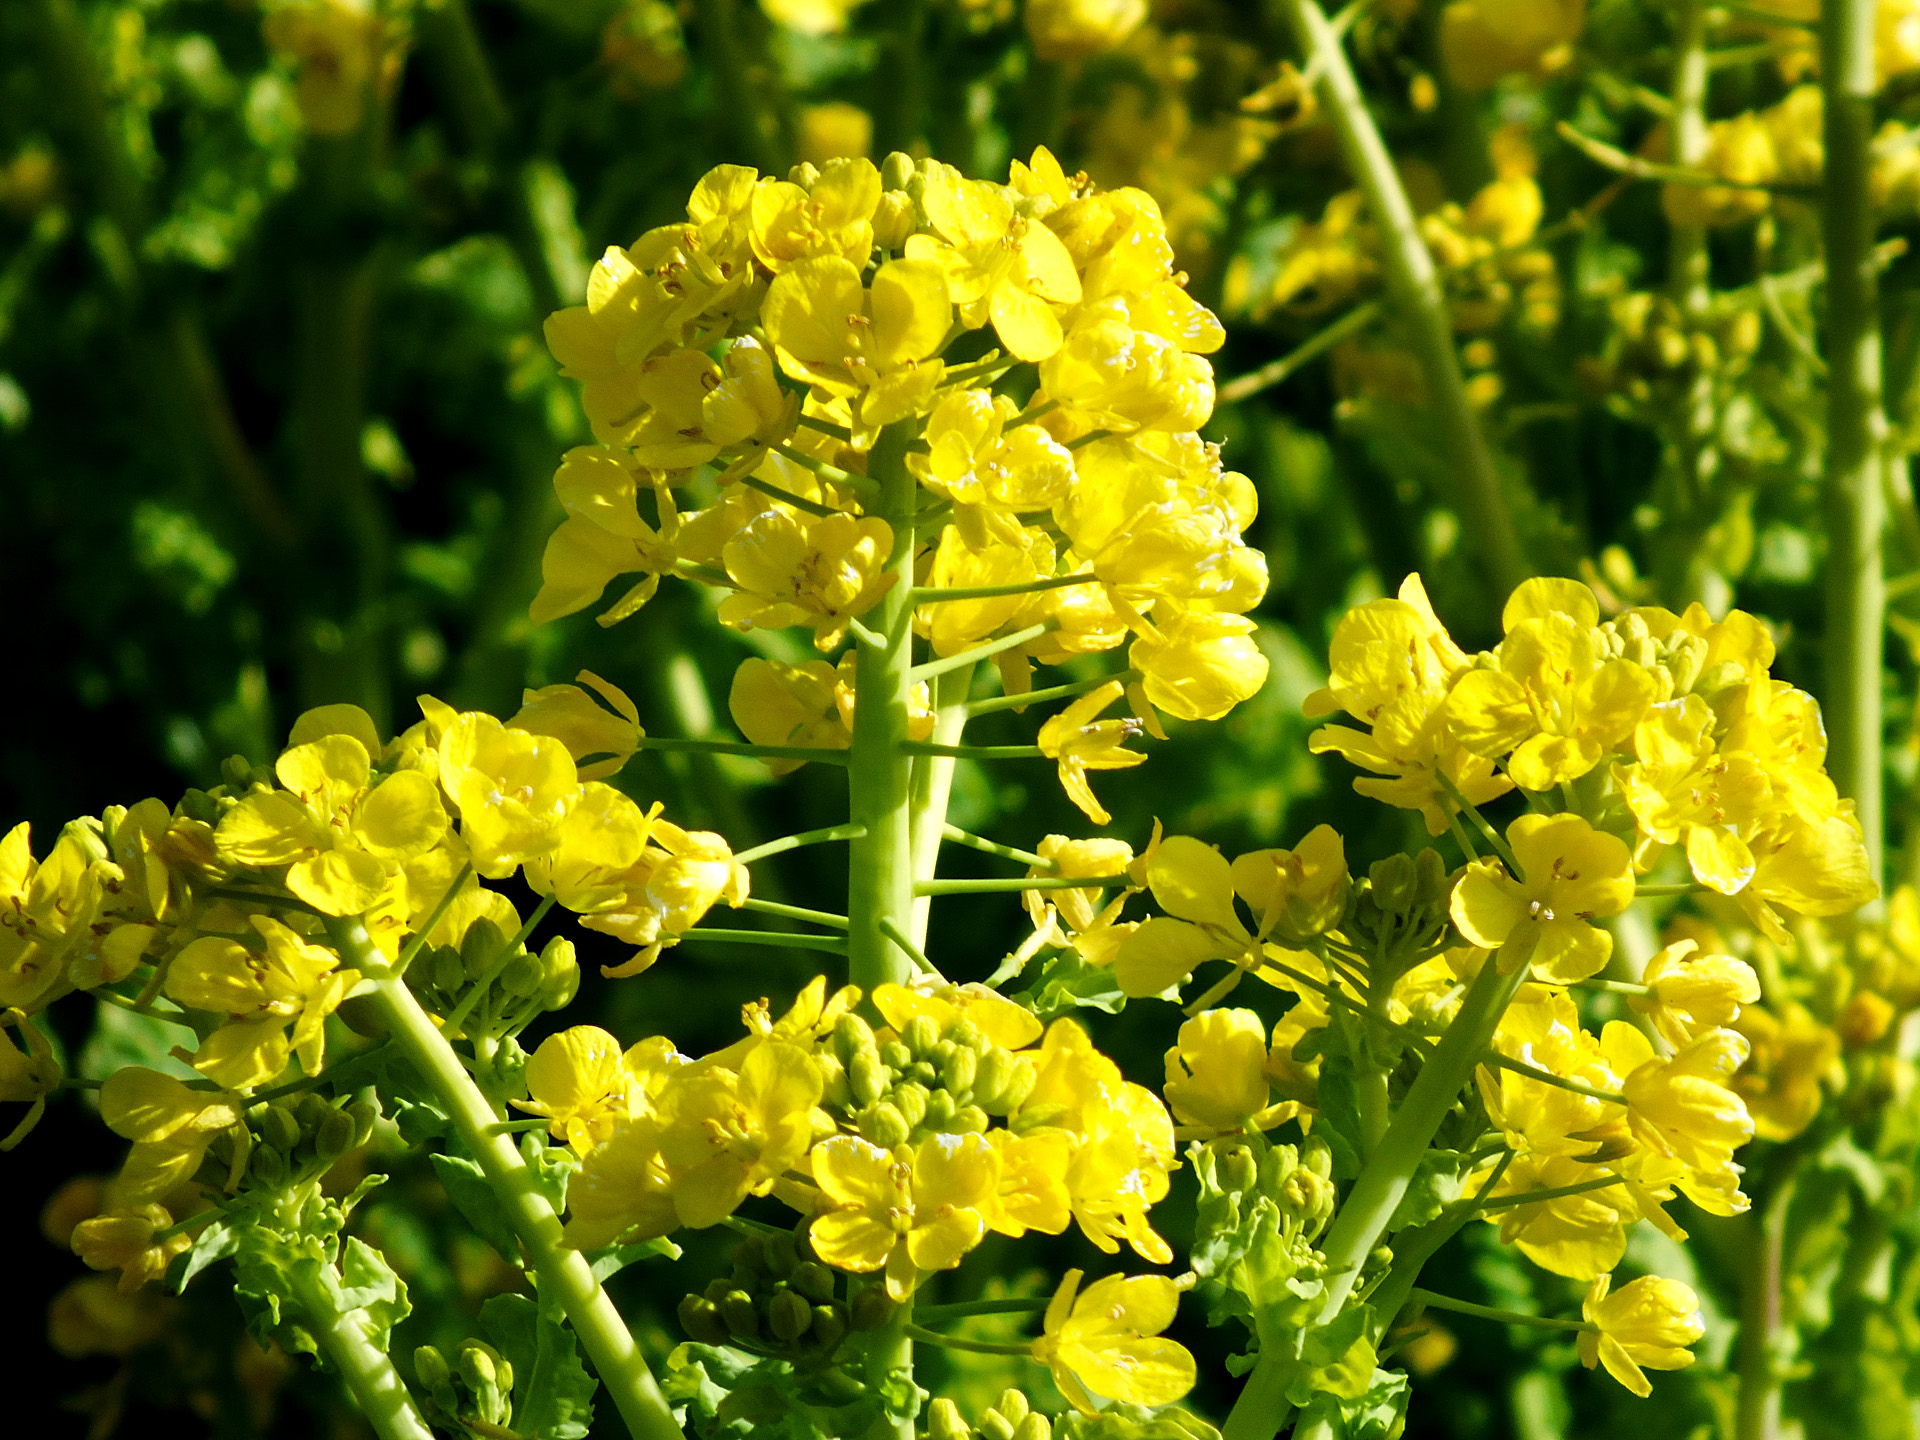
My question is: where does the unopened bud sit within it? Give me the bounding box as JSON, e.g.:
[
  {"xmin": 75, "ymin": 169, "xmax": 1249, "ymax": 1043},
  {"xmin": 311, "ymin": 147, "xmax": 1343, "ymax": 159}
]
[
  {"xmin": 1369, "ymin": 854, "xmax": 1418, "ymax": 914},
  {"xmin": 995, "ymin": 1387, "xmax": 1032, "ymax": 1424},
  {"xmin": 461, "ymin": 920, "xmax": 509, "ymax": 980},
  {"xmin": 678, "ymin": 1294, "xmax": 730, "ymax": 1345},
  {"xmin": 763, "ymin": 1229, "xmax": 798, "ymax": 1279},
  {"xmin": 348, "ymin": 1096, "xmax": 380, "ymax": 1148},
  {"xmin": 810, "ymin": 1301, "xmax": 849, "ymax": 1350},
  {"xmin": 950, "ymin": 1104, "xmax": 988, "ymax": 1133},
  {"xmin": 880, "ymin": 151, "xmax": 915, "ymax": 191},
  {"xmin": 433, "ymin": 947, "xmax": 466, "ymax": 996},
  {"xmin": 790, "ymin": 1260, "xmax": 836, "ymax": 1303},
  {"xmin": 501, "ymin": 951, "xmax": 543, "ymax": 998},
  {"xmin": 458, "ymin": 1342, "xmax": 499, "ymax": 1392},
  {"xmin": 857, "ymin": 1101, "xmax": 910, "ymax": 1149},
  {"xmin": 538, "ymin": 936, "xmax": 579, "ymax": 1010},
  {"xmin": 787, "ymin": 161, "xmax": 821, "ymax": 189},
  {"xmin": 921, "ymin": 1087, "xmax": 955, "ymax": 1129},
  {"xmin": 316, "ymin": 1106, "xmax": 358, "ymax": 1162},
  {"xmin": 1013, "ymin": 1416, "xmax": 1051, "ymax": 1440},
  {"xmin": 873, "ymin": 191, "xmax": 915, "ymax": 250},
  {"xmin": 850, "ymin": 1285, "xmax": 897, "ymax": 1331},
  {"xmin": 720, "ymin": 1289, "xmax": 760, "ymax": 1339},
  {"xmin": 833, "ymin": 1013, "xmax": 877, "ymax": 1068},
  {"xmin": 903, "ymin": 1016, "xmax": 940, "ymax": 1057},
  {"xmin": 260, "ymin": 1104, "xmax": 302, "ymax": 1153},
  {"xmin": 249, "ymin": 1144, "xmax": 287, "ymax": 1188},
  {"xmin": 879, "ymin": 1040, "xmax": 911, "ymax": 1070},
  {"xmin": 850, "ymin": 1052, "xmax": 890, "ymax": 1108},
  {"xmin": 768, "ymin": 1288, "xmax": 813, "ymax": 1342},
  {"xmin": 894, "ymin": 1081, "xmax": 930, "ymax": 1129},
  {"xmin": 928, "ymin": 1397, "xmax": 970, "ymax": 1440},
  {"xmin": 939, "ymin": 1045, "xmax": 977, "ymax": 1094}
]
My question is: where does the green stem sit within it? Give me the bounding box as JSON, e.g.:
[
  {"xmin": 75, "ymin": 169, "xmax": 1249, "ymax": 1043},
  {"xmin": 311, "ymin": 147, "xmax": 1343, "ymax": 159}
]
[
  {"xmin": 910, "ymin": 622, "xmax": 1057, "ymax": 682},
  {"xmin": 639, "ymin": 736, "xmax": 851, "ymax": 765},
  {"xmin": 679, "ymin": 929, "xmax": 849, "ymax": 954},
  {"xmin": 910, "ymin": 573, "xmax": 1097, "ymax": 603},
  {"xmin": 1735, "ymin": 1149, "xmax": 1801, "ymax": 1440},
  {"xmin": 940, "ymin": 825, "xmax": 1055, "ymax": 870},
  {"xmin": 1481, "ymin": 1051, "xmax": 1625, "ymax": 1104},
  {"xmin": 330, "ymin": 921, "xmax": 681, "ymax": 1440},
  {"xmin": 1223, "ymin": 957, "xmax": 1530, "ymax": 1440},
  {"xmin": 914, "ymin": 1298, "xmax": 1051, "ymax": 1321},
  {"xmin": 966, "ymin": 669, "xmax": 1139, "ymax": 717},
  {"xmin": 917, "ymin": 876, "xmax": 1112, "ymax": 895},
  {"xmin": 289, "ymin": 1262, "xmax": 436, "ymax": 1440},
  {"xmin": 1271, "ymin": 0, "xmax": 1524, "ymax": 598},
  {"xmin": 1407, "ymin": 1289, "xmax": 1592, "ymax": 1334},
  {"xmin": 1216, "ymin": 300, "xmax": 1383, "ymax": 404},
  {"xmin": 1473, "ymin": 1175, "xmax": 1625, "ymax": 1211},
  {"xmin": 901, "ymin": 743, "xmax": 1045, "ymax": 759},
  {"xmin": 902, "ymin": 1323, "xmax": 1030, "ymax": 1356},
  {"xmin": 739, "ymin": 898, "xmax": 851, "ymax": 929},
  {"xmin": 909, "ymin": 664, "xmax": 976, "ymax": 945},
  {"xmin": 1823, "ymin": 0, "xmax": 1889, "ymax": 894},
  {"xmin": 733, "ymin": 823, "xmax": 867, "ymax": 865}
]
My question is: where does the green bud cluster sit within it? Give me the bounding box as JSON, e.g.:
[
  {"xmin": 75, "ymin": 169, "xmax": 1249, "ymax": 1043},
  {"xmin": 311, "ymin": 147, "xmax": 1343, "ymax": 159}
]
[
  {"xmin": 927, "ymin": 1389, "xmax": 1054, "ymax": 1440},
  {"xmin": 677, "ymin": 1226, "xmax": 871, "ymax": 1358},
  {"xmin": 405, "ymin": 920, "xmax": 580, "ymax": 1032},
  {"xmin": 1341, "ymin": 849, "xmax": 1453, "ymax": 986},
  {"xmin": 813, "ymin": 1010, "xmax": 1037, "ymax": 1150},
  {"xmin": 414, "ymin": 1339, "xmax": 514, "ymax": 1430},
  {"xmin": 1189, "ymin": 1133, "xmax": 1335, "ymax": 1334},
  {"xmin": 228, "ymin": 1090, "xmax": 379, "ymax": 1192}
]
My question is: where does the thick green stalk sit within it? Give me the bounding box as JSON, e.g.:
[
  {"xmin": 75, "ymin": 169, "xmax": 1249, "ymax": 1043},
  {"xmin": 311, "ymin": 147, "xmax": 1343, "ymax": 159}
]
[
  {"xmin": 909, "ymin": 663, "xmax": 976, "ymax": 947},
  {"xmin": 847, "ymin": 424, "xmax": 921, "ymax": 995},
  {"xmin": 1734, "ymin": 1152, "xmax": 1800, "ymax": 1440},
  {"xmin": 323, "ymin": 921, "xmax": 683, "ymax": 1440},
  {"xmin": 1222, "ymin": 957, "xmax": 1529, "ymax": 1440},
  {"xmin": 1823, "ymin": 0, "xmax": 1889, "ymax": 891},
  {"xmin": 1271, "ymin": 0, "xmax": 1525, "ymax": 599},
  {"xmin": 289, "ymin": 1263, "xmax": 436, "ymax": 1440}
]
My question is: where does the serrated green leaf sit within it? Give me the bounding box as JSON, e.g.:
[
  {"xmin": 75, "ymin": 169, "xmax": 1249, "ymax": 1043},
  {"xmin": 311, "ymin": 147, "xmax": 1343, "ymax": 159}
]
[
  {"xmin": 429, "ymin": 1151, "xmax": 522, "ymax": 1265},
  {"xmin": 481, "ymin": 1292, "xmax": 597, "ymax": 1440},
  {"xmin": 336, "ymin": 1237, "xmax": 410, "ymax": 1351},
  {"xmin": 1021, "ymin": 949, "xmax": 1128, "ymax": 1020}
]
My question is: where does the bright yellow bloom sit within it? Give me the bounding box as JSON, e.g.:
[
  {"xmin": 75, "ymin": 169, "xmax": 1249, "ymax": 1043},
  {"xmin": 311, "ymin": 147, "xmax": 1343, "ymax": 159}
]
[
  {"xmin": 1604, "ymin": 1022, "xmax": 1753, "ymax": 1205},
  {"xmin": 910, "ymin": 388, "xmax": 1075, "ymax": 551},
  {"xmin": 749, "ymin": 157, "xmax": 881, "ymax": 271},
  {"xmin": 1131, "ymin": 610, "xmax": 1269, "ymax": 723},
  {"xmin": 1229, "ymin": 824, "xmax": 1351, "ymax": 943},
  {"xmin": 164, "ymin": 916, "xmax": 360, "ymax": 1089},
  {"xmin": 1577, "ymin": 1274, "xmax": 1704, "ymax": 1398},
  {"xmin": 907, "ymin": 162, "xmax": 1083, "ymax": 361},
  {"xmin": 509, "ymin": 671, "xmax": 643, "ymax": 782},
  {"xmin": 1616, "ymin": 696, "xmax": 1769, "ymax": 895},
  {"xmin": 1631, "ymin": 940, "xmax": 1761, "ymax": 1049},
  {"xmin": 436, "ymin": 711, "xmax": 581, "ymax": 878},
  {"xmin": 760, "ymin": 0, "xmax": 870, "ymax": 34},
  {"xmin": 987, "ymin": 1128, "xmax": 1074, "ymax": 1237},
  {"xmin": 70, "ymin": 1204, "xmax": 192, "ymax": 1294},
  {"xmin": 0, "ymin": 821, "xmax": 149, "ymax": 1009},
  {"xmin": 809, "ymin": 1131, "xmax": 1000, "ymax": 1298},
  {"xmin": 560, "ymin": 1117, "xmax": 678, "ymax": 1249},
  {"xmin": 0, "ymin": 1008, "xmax": 60, "ymax": 1149},
  {"xmin": 514, "ymin": 1026, "xmax": 685, "ymax": 1155},
  {"xmin": 98, "ymin": 1068, "xmax": 243, "ymax": 1206},
  {"xmin": 521, "ymin": 782, "xmax": 662, "ymax": 916},
  {"xmin": 761, "ymin": 256, "xmax": 951, "ymax": 425},
  {"xmin": 1031, "ymin": 1269, "xmax": 1196, "ymax": 1414},
  {"xmin": 653, "ymin": 1041, "xmax": 821, "ymax": 1229},
  {"xmin": 1663, "ymin": 112, "xmax": 1776, "ymax": 230},
  {"xmin": 1037, "ymin": 680, "xmax": 1146, "ymax": 826},
  {"xmin": 728, "ymin": 657, "xmax": 848, "ymax": 773},
  {"xmin": 530, "ymin": 447, "xmax": 680, "ymax": 626},
  {"xmin": 1039, "ymin": 298, "xmax": 1217, "ymax": 435},
  {"xmin": 1445, "ymin": 578, "xmax": 1658, "ymax": 791},
  {"xmin": 870, "ymin": 979, "xmax": 1043, "ymax": 1051},
  {"xmin": 1450, "ymin": 813, "xmax": 1634, "ymax": 982},
  {"xmin": 1482, "ymin": 1151, "xmax": 1639, "ymax": 1280},
  {"xmin": 580, "ymin": 819, "xmax": 751, "ymax": 978},
  {"xmin": 1735, "ymin": 811, "xmax": 1878, "ymax": 945},
  {"xmin": 1162, "ymin": 1008, "xmax": 1297, "ymax": 1137},
  {"xmin": 718, "ymin": 508, "xmax": 897, "ymax": 652},
  {"xmin": 916, "ymin": 526, "xmax": 1058, "ymax": 656}
]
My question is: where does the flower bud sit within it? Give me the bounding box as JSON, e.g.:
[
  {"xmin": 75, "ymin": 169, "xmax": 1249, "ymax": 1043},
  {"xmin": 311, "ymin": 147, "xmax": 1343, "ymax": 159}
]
[
  {"xmin": 732, "ymin": 1234, "xmax": 766, "ymax": 1279},
  {"xmin": 880, "ymin": 151, "xmax": 916, "ymax": 191},
  {"xmin": 1013, "ymin": 1416, "xmax": 1051, "ymax": 1440},
  {"xmin": 903, "ymin": 1016, "xmax": 940, "ymax": 1058},
  {"xmin": 921, "ymin": 1087, "xmax": 955, "ymax": 1130},
  {"xmin": 414, "ymin": 1344, "xmax": 452, "ymax": 1393},
  {"xmin": 850, "ymin": 1052, "xmax": 890, "ymax": 1108},
  {"xmin": 1010, "ymin": 1099, "xmax": 1069, "ymax": 1134},
  {"xmin": 790, "ymin": 1260, "xmax": 836, "ymax": 1302},
  {"xmin": 1369, "ymin": 854, "xmax": 1419, "ymax": 915},
  {"xmin": 720, "ymin": 1289, "xmax": 760, "ymax": 1339},
  {"xmin": 316, "ymin": 1106, "xmax": 358, "ymax": 1163},
  {"xmin": 809, "ymin": 1302, "xmax": 849, "ymax": 1350},
  {"xmin": 894, "ymin": 1081, "xmax": 931, "ymax": 1129},
  {"xmin": 678, "ymin": 1294, "xmax": 730, "ymax": 1345},
  {"xmin": 462, "ymin": 920, "xmax": 509, "ymax": 980},
  {"xmin": 928, "ymin": 1398, "xmax": 970, "ymax": 1440},
  {"xmin": 458, "ymin": 1341, "xmax": 500, "ymax": 1392},
  {"xmin": 950, "ymin": 1104, "xmax": 989, "ymax": 1134},
  {"xmin": 502, "ymin": 951, "xmax": 544, "ymax": 998},
  {"xmin": 816, "ymin": 1052, "xmax": 851, "ymax": 1109},
  {"xmin": 948, "ymin": 1017, "xmax": 985, "ymax": 1052},
  {"xmin": 763, "ymin": 1229, "xmax": 799, "ymax": 1279},
  {"xmin": 832, "ymin": 1013, "xmax": 878, "ymax": 1068},
  {"xmin": 249, "ymin": 1144, "xmax": 287, "ymax": 1188},
  {"xmin": 857, "ymin": 1101, "xmax": 910, "ymax": 1149},
  {"xmin": 850, "ymin": 1285, "xmax": 897, "ymax": 1331},
  {"xmin": 880, "ymin": 1040, "xmax": 912, "ymax": 1070},
  {"xmin": 768, "ymin": 1288, "xmax": 813, "ymax": 1342},
  {"xmin": 538, "ymin": 936, "xmax": 580, "ymax": 1011},
  {"xmin": 787, "ymin": 161, "xmax": 821, "ymax": 190},
  {"xmin": 996, "ymin": 1389, "xmax": 1032, "ymax": 1423},
  {"xmin": 348, "ymin": 1096, "xmax": 381, "ymax": 1148},
  {"xmin": 873, "ymin": 191, "xmax": 915, "ymax": 250},
  {"xmin": 260, "ymin": 1104, "xmax": 302, "ymax": 1154},
  {"xmin": 939, "ymin": 1044, "xmax": 977, "ymax": 1094},
  {"xmin": 432, "ymin": 947, "xmax": 466, "ymax": 997}
]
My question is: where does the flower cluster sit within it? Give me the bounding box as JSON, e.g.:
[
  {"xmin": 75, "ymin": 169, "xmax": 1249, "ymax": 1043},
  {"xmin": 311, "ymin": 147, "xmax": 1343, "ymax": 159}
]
[
  {"xmin": 528, "ymin": 975, "xmax": 1192, "ymax": 1411},
  {"xmin": 537, "ymin": 145, "xmax": 1270, "ymax": 822}
]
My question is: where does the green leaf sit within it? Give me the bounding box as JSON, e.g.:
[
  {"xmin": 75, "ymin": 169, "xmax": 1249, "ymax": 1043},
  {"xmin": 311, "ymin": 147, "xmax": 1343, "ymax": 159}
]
[
  {"xmin": 80, "ymin": 996, "xmax": 199, "ymax": 1085},
  {"xmin": 481, "ymin": 1292, "xmax": 597, "ymax": 1440},
  {"xmin": 1020, "ymin": 949, "xmax": 1127, "ymax": 1021},
  {"xmin": 429, "ymin": 1152, "xmax": 523, "ymax": 1265},
  {"xmin": 176, "ymin": 1211, "xmax": 241, "ymax": 1288},
  {"xmin": 1292, "ymin": 1366, "xmax": 1410, "ymax": 1440},
  {"xmin": 336, "ymin": 1237, "xmax": 411, "ymax": 1353},
  {"xmin": 1386, "ymin": 1148, "xmax": 1470, "ymax": 1233},
  {"xmin": 1314, "ymin": 1053, "xmax": 1365, "ymax": 1182},
  {"xmin": 589, "ymin": 1236, "xmax": 682, "ymax": 1282}
]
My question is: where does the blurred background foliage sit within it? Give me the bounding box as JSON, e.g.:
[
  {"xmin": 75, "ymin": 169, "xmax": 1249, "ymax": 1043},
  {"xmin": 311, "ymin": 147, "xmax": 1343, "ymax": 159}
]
[{"xmin": 9, "ymin": 0, "xmax": 1920, "ymax": 1436}]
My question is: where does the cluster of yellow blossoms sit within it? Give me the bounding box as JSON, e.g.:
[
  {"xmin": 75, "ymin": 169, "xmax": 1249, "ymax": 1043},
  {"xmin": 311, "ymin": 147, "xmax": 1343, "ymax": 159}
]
[
  {"xmin": 538, "ymin": 145, "xmax": 1269, "ymax": 825},
  {"xmin": 0, "ymin": 682, "xmax": 751, "ymax": 1288},
  {"xmin": 523, "ymin": 973, "xmax": 1192, "ymax": 1412}
]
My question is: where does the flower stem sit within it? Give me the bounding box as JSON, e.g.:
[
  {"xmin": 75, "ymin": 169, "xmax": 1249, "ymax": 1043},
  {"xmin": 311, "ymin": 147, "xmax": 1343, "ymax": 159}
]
[
  {"xmin": 909, "ymin": 664, "xmax": 976, "ymax": 944},
  {"xmin": 910, "ymin": 622, "xmax": 1058, "ymax": 682},
  {"xmin": 328, "ymin": 920, "xmax": 681, "ymax": 1440},
  {"xmin": 1269, "ymin": 0, "xmax": 1524, "ymax": 598},
  {"xmin": 739, "ymin": 897, "xmax": 851, "ymax": 929},
  {"xmin": 916, "ymin": 876, "xmax": 1113, "ymax": 895},
  {"xmin": 679, "ymin": 928, "xmax": 850, "ymax": 953},
  {"xmin": 910, "ymin": 573, "xmax": 1098, "ymax": 603},
  {"xmin": 638, "ymin": 736, "xmax": 851, "ymax": 765},
  {"xmin": 966, "ymin": 669, "xmax": 1139, "ymax": 717},
  {"xmin": 1480, "ymin": 1051, "xmax": 1626, "ymax": 1104},
  {"xmin": 1222, "ymin": 956, "xmax": 1530, "ymax": 1440},
  {"xmin": 1823, "ymin": 0, "xmax": 1889, "ymax": 892},
  {"xmin": 1407, "ymin": 1289, "xmax": 1592, "ymax": 1334},
  {"xmin": 940, "ymin": 825, "xmax": 1055, "ymax": 870},
  {"xmin": 289, "ymin": 1262, "xmax": 436, "ymax": 1440},
  {"xmin": 1217, "ymin": 300, "xmax": 1383, "ymax": 405},
  {"xmin": 733, "ymin": 823, "xmax": 868, "ymax": 865}
]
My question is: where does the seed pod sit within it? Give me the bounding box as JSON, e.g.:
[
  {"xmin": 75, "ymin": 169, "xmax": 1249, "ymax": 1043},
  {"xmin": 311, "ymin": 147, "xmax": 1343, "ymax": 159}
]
[
  {"xmin": 850, "ymin": 1286, "xmax": 897, "ymax": 1332},
  {"xmin": 893, "ymin": 1081, "xmax": 930, "ymax": 1129},
  {"xmin": 928, "ymin": 1398, "xmax": 970, "ymax": 1440},
  {"xmin": 763, "ymin": 1229, "xmax": 799, "ymax": 1279},
  {"xmin": 719, "ymin": 1289, "xmax": 760, "ymax": 1339},
  {"xmin": 316, "ymin": 1106, "xmax": 358, "ymax": 1162},
  {"xmin": 790, "ymin": 1260, "xmax": 835, "ymax": 1303},
  {"xmin": 260, "ymin": 1104, "xmax": 302, "ymax": 1153},
  {"xmin": 462, "ymin": 920, "xmax": 509, "ymax": 980},
  {"xmin": 809, "ymin": 1302, "xmax": 849, "ymax": 1350},
  {"xmin": 768, "ymin": 1288, "xmax": 813, "ymax": 1342},
  {"xmin": 849, "ymin": 1052, "xmax": 890, "ymax": 1109},
  {"xmin": 857, "ymin": 1101, "xmax": 909, "ymax": 1149},
  {"xmin": 939, "ymin": 1045, "xmax": 977, "ymax": 1094}
]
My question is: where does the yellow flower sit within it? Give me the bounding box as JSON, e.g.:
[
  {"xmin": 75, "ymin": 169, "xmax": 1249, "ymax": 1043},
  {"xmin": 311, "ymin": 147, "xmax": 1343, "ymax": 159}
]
[
  {"xmin": 1734, "ymin": 811, "xmax": 1878, "ymax": 945},
  {"xmin": 809, "ymin": 1131, "xmax": 1000, "ymax": 1298},
  {"xmin": 578, "ymin": 819, "xmax": 751, "ymax": 977},
  {"xmin": 0, "ymin": 1008, "xmax": 60, "ymax": 1149},
  {"xmin": 530, "ymin": 448, "xmax": 680, "ymax": 627},
  {"xmin": 1630, "ymin": 940, "xmax": 1761, "ymax": 1049},
  {"xmin": 906, "ymin": 162, "xmax": 1083, "ymax": 361},
  {"xmin": 1031, "ymin": 1269, "xmax": 1197, "ymax": 1414},
  {"xmin": 760, "ymin": 0, "xmax": 870, "ymax": 34},
  {"xmin": 728, "ymin": 657, "xmax": 850, "ymax": 774},
  {"xmin": 749, "ymin": 157, "xmax": 881, "ymax": 271},
  {"xmin": 560, "ymin": 1117, "xmax": 679, "ymax": 1250},
  {"xmin": 1445, "ymin": 578, "xmax": 1658, "ymax": 792},
  {"xmin": 436, "ymin": 711, "xmax": 581, "ymax": 878},
  {"xmin": 1577, "ymin": 1274, "xmax": 1704, "ymax": 1398},
  {"xmin": 987, "ymin": 1128, "xmax": 1074, "ymax": 1237},
  {"xmin": 870, "ymin": 979, "xmax": 1043, "ymax": 1051},
  {"xmin": 71, "ymin": 1204, "xmax": 192, "ymax": 1294},
  {"xmin": 0, "ymin": 820, "xmax": 148, "ymax": 1009},
  {"xmin": 1024, "ymin": 0, "xmax": 1149, "ymax": 60},
  {"xmin": 1604, "ymin": 1022, "xmax": 1754, "ymax": 1202},
  {"xmin": 916, "ymin": 527, "xmax": 1059, "ymax": 657},
  {"xmin": 1449, "ymin": 813, "xmax": 1634, "ymax": 982},
  {"xmin": 1730, "ymin": 1002, "xmax": 1840, "ymax": 1141},
  {"xmin": 1663, "ymin": 113, "xmax": 1776, "ymax": 230},
  {"xmin": 513, "ymin": 1025, "xmax": 684, "ymax": 1155},
  {"xmin": 1039, "ymin": 298, "xmax": 1217, "ymax": 435},
  {"xmin": 1130, "ymin": 610, "xmax": 1269, "ymax": 723},
  {"xmin": 1037, "ymin": 680, "xmax": 1147, "ymax": 826},
  {"xmin": 1439, "ymin": 0, "xmax": 1583, "ymax": 92},
  {"xmin": 1113, "ymin": 834, "xmax": 1252, "ymax": 996},
  {"xmin": 910, "ymin": 387, "xmax": 1076, "ymax": 551},
  {"xmin": 654, "ymin": 1041, "xmax": 822, "ymax": 1229},
  {"xmin": 98, "ymin": 1068, "xmax": 243, "ymax": 1206},
  {"xmin": 262, "ymin": 0, "xmax": 390, "ymax": 137},
  {"xmin": 521, "ymin": 782, "xmax": 661, "ymax": 917},
  {"xmin": 1229, "ymin": 825, "xmax": 1351, "ymax": 944},
  {"xmin": 1481, "ymin": 1151, "xmax": 1639, "ymax": 1280},
  {"xmin": 718, "ymin": 508, "xmax": 897, "ymax": 652},
  {"xmin": 509, "ymin": 671, "xmax": 643, "ymax": 782},
  {"xmin": 761, "ymin": 256, "xmax": 951, "ymax": 425},
  {"xmin": 164, "ymin": 916, "xmax": 360, "ymax": 1088},
  {"xmin": 1616, "ymin": 696, "xmax": 1770, "ymax": 896},
  {"xmin": 1162, "ymin": 1008, "xmax": 1297, "ymax": 1137}
]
